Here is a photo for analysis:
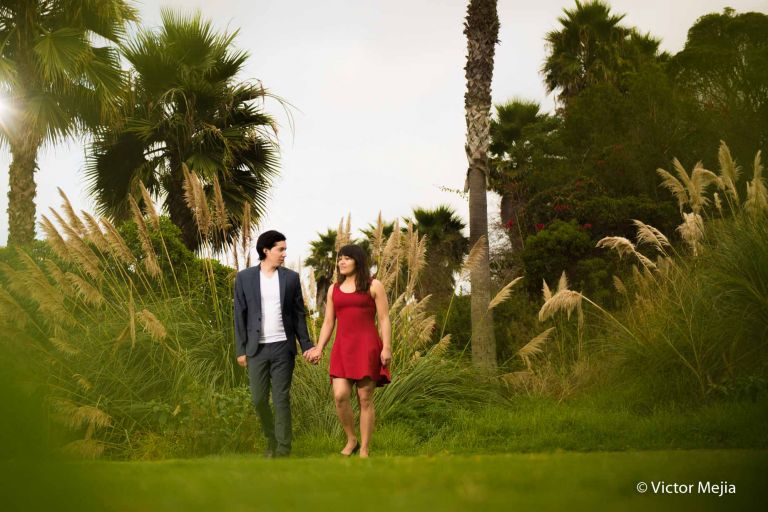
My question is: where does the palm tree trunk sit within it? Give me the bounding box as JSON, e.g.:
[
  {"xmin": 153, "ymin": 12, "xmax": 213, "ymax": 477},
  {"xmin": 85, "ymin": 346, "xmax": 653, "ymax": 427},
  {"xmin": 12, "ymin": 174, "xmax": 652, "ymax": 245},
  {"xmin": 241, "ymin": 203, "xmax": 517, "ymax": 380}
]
[
  {"xmin": 464, "ymin": 0, "xmax": 499, "ymax": 371},
  {"xmin": 7, "ymin": 131, "xmax": 42, "ymax": 246}
]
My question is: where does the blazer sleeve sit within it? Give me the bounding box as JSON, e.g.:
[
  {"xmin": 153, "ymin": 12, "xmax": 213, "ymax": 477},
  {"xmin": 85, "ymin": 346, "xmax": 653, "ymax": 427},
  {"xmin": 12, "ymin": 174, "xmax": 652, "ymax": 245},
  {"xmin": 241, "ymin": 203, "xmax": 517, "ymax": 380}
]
[
  {"xmin": 233, "ymin": 272, "xmax": 247, "ymax": 357},
  {"xmin": 293, "ymin": 274, "xmax": 314, "ymax": 353}
]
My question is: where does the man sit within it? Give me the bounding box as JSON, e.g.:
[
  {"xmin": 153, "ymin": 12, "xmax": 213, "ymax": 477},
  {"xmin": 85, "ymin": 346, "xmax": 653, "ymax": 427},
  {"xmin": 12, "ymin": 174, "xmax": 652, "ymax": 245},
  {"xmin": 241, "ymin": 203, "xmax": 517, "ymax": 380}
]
[{"xmin": 233, "ymin": 230, "xmax": 319, "ymax": 457}]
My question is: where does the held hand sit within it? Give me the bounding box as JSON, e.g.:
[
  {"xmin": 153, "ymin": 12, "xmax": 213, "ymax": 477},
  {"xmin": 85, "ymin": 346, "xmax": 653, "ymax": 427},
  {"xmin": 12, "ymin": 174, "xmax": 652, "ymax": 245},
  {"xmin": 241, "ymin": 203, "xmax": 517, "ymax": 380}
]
[
  {"xmin": 303, "ymin": 347, "xmax": 320, "ymax": 364},
  {"xmin": 380, "ymin": 347, "xmax": 392, "ymax": 368},
  {"xmin": 237, "ymin": 355, "xmax": 247, "ymax": 367}
]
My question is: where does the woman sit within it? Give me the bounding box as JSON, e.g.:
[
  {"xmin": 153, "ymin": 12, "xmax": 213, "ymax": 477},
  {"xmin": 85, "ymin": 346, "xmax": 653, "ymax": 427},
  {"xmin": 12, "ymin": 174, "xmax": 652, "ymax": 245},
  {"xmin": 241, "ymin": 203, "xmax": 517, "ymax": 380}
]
[{"xmin": 308, "ymin": 244, "xmax": 392, "ymax": 458}]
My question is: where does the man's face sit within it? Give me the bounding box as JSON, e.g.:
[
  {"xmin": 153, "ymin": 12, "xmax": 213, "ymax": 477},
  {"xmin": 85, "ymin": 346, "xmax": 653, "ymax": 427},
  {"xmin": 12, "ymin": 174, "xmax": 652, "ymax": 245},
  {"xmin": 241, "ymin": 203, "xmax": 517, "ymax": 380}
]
[{"xmin": 264, "ymin": 240, "xmax": 287, "ymax": 267}]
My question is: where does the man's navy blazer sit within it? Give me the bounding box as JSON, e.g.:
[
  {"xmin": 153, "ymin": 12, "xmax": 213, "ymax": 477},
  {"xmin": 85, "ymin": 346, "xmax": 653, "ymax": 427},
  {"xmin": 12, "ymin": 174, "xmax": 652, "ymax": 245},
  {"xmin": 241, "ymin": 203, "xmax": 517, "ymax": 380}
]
[{"xmin": 233, "ymin": 263, "xmax": 314, "ymax": 358}]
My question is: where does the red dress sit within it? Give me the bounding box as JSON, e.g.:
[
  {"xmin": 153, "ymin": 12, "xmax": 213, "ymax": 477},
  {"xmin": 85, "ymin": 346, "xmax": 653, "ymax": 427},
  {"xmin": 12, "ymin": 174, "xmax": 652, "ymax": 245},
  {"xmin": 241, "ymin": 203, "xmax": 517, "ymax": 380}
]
[{"xmin": 329, "ymin": 283, "xmax": 391, "ymax": 387}]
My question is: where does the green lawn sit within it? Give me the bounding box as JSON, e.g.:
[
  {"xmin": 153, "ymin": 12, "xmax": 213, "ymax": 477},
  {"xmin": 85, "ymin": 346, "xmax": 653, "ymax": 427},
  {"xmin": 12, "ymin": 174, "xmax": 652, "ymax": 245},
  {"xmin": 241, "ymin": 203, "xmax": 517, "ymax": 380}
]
[{"xmin": 10, "ymin": 449, "xmax": 766, "ymax": 512}]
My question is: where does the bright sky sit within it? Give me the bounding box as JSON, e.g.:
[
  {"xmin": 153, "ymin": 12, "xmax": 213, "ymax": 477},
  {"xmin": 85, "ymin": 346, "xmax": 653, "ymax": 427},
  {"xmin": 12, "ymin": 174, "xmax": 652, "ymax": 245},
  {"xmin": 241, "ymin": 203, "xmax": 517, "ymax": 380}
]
[{"xmin": 1, "ymin": 0, "xmax": 765, "ymax": 268}]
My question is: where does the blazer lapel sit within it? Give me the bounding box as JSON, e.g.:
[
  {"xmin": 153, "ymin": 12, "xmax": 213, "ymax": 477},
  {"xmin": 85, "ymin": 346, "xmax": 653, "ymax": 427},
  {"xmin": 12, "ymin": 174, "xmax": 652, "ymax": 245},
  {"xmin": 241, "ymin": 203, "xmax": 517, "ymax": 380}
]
[
  {"xmin": 252, "ymin": 263, "xmax": 262, "ymax": 311},
  {"xmin": 278, "ymin": 266, "xmax": 287, "ymax": 312}
]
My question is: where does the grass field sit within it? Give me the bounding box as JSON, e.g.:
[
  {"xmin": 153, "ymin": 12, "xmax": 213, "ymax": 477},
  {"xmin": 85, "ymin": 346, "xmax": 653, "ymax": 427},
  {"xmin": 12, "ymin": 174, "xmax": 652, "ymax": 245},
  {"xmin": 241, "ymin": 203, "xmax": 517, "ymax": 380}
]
[{"xmin": 7, "ymin": 449, "xmax": 767, "ymax": 511}]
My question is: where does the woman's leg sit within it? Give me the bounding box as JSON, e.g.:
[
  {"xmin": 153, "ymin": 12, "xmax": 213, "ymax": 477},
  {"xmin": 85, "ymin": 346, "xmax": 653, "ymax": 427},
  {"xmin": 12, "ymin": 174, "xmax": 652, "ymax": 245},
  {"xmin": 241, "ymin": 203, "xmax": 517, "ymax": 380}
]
[
  {"xmin": 332, "ymin": 378, "xmax": 357, "ymax": 454},
  {"xmin": 356, "ymin": 377, "xmax": 376, "ymax": 457}
]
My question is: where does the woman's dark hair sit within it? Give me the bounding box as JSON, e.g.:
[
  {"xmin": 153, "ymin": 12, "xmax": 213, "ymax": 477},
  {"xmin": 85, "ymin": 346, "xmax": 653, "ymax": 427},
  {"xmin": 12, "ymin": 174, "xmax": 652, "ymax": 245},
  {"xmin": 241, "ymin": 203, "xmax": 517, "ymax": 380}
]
[
  {"xmin": 256, "ymin": 230, "xmax": 286, "ymax": 260},
  {"xmin": 337, "ymin": 244, "xmax": 371, "ymax": 292}
]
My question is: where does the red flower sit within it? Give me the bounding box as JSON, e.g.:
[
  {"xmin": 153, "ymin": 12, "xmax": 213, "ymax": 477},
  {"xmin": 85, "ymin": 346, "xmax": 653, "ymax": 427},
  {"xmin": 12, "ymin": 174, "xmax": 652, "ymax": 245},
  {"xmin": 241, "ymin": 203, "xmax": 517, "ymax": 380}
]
[
  {"xmin": 553, "ymin": 203, "xmax": 571, "ymax": 212},
  {"xmin": 582, "ymin": 223, "xmax": 593, "ymax": 230},
  {"xmin": 505, "ymin": 219, "xmax": 515, "ymax": 230},
  {"xmin": 535, "ymin": 223, "xmax": 545, "ymax": 232}
]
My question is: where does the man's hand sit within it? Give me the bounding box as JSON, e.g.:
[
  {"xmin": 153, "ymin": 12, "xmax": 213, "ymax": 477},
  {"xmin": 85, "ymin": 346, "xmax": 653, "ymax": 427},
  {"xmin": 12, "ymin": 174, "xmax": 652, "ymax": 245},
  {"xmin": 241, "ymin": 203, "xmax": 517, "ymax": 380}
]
[
  {"xmin": 237, "ymin": 355, "xmax": 247, "ymax": 367},
  {"xmin": 303, "ymin": 347, "xmax": 322, "ymax": 365}
]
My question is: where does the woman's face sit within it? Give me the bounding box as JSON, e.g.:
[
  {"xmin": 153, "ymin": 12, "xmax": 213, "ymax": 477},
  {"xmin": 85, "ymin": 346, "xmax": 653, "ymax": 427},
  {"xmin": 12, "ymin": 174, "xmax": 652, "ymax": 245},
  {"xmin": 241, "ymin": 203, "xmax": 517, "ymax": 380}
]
[{"xmin": 338, "ymin": 254, "xmax": 356, "ymax": 276}]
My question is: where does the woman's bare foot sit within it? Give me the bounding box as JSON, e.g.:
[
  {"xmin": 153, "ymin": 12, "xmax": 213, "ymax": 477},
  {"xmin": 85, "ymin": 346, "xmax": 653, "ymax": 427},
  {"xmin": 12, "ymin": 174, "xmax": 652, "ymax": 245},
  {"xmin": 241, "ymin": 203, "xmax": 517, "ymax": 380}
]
[
  {"xmin": 340, "ymin": 438, "xmax": 359, "ymax": 456},
  {"xmin": 359, "ymin": 447, "xmax": 369, "ymax": 458}
]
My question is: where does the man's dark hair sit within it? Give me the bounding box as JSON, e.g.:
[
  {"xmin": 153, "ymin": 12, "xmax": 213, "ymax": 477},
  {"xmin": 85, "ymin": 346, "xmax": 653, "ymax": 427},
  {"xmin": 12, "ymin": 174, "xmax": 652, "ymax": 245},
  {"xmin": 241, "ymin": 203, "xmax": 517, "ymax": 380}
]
[{"xmin": 256, "ymin": 230, "xmax": 286, "ymax": 260}]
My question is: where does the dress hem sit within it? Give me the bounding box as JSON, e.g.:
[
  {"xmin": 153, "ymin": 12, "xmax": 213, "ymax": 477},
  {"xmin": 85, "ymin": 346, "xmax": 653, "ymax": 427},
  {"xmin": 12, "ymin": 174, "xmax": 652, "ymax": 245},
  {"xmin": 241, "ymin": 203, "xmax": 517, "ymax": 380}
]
[{"xmin": 329, "ymin": 373, "xmax": 391, "ymax": 387}]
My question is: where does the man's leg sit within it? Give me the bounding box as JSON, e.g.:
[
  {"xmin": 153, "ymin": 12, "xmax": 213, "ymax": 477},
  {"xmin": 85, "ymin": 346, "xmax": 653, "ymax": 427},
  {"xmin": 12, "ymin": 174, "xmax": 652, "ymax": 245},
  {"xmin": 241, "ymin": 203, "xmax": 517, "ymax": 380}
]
[
  {"xmin": 270, "ymin": 340, "xmax": 295, "ymax": 457},
  {"xmin": 247, "ymin": 345, "xmax": 277, "ymax": 455}
]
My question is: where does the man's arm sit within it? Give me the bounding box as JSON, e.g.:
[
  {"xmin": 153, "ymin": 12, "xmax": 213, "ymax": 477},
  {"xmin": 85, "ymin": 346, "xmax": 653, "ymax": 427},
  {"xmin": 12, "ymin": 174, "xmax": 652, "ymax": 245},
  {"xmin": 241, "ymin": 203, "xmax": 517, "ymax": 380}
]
[
  {"xmin": 233, "ymin": 272, "xmax": 247, "ymax": 358},
  {"xmin": 293, "ymin": 274, "xmax": 314, "ymax": 353}
]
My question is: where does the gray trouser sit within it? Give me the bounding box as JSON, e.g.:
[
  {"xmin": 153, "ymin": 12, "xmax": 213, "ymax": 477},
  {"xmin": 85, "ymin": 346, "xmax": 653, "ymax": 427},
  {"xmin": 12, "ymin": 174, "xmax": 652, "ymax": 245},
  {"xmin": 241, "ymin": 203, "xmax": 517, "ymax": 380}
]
[{"xmin": 247, "ymin": 340, "xmax": 295, "ymax": 455}]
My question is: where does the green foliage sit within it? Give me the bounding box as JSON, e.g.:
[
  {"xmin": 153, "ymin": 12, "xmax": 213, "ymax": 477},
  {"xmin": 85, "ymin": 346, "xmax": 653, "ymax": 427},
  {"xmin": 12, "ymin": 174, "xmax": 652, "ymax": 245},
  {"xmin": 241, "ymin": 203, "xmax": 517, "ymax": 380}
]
[
  {"xmin": 542, "ymin": 0, "xmax": 661, "ymax": 102},
  {"xmin": 575, "ymin": 195, "xmax": 678, "ymax": 241},
  {"xmin": 0, "ymin": 1, "xmax": 136, "ymax": 143},
  {"xmin": 0, "ymin": 205, "xmax": 506, "ymax": 460},
  {"xmin": 85, "ymin": 9, "xmax": 280, "ymax": 251},
  {"xmin": 0, "ymin": 202, "xmax": 244, "ymax": 459},
  {"xmin": 409, "ymin": 205, "xmax": 468, "ymax": 307},
  {"xmin": 524, "ymin": 182, "xmax": 677, "ymax": 238},
  {"xmin": 119, "ymin": 216, "xmax": 196, "ymax": 272},
  {"xmin": 602, "ymin": 211, "xmax": 768, "ymax": 399},
  {"xmin": 670, "ymin": 9, "xmax": 768, "ymax": 166},
  {"xmin": 489, "ymin": 292, "xmax": 542, "ymax": 367},
  {"xmin": 0, "ymin": 352, "xmax": 104, "ymax": 511},
  {"xmin": 435, "ymin": 295, "xmax": 471, "ymax": 351},
  {"xmin": 489, "ymin": 103, "xmax": 570, "ymax": 209},
  {"xmin": 489, "ymin": 99, "xmax": 545, "ymax": 160},
  {"xmin": 129, "ymin": 386, "xmax": 260, "ymax": 459},
  {"xmin": 433, "ymin": 292, "xmax": 542, "ymax": 372},
  {"xmin": 521, "ymin": 220, "xmax": 594, "ymax": 295},
  {"xmin": 305, "ymin": 228, "xmax": 338, "ymax": 310}
]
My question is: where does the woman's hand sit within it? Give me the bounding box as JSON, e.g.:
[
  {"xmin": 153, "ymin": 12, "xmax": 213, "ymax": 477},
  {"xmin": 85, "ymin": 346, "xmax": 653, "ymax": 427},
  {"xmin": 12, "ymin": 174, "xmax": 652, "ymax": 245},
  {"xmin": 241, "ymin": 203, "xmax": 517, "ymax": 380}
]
[
  {"xmin": 303, "ymin": 346, "xmax": 322, "ymax": 364},
  {"xmin": 380, "ymin": 347, "xmax": 392, "ymax": 368}
]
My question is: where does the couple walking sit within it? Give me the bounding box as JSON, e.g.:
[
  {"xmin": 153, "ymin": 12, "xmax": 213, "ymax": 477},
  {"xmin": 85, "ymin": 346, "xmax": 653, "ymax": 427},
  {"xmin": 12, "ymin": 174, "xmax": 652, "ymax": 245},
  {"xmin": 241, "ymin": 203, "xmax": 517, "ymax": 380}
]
[{"xmin": 233, "ymin": 230, "xmax": 392, "ymax": 458}]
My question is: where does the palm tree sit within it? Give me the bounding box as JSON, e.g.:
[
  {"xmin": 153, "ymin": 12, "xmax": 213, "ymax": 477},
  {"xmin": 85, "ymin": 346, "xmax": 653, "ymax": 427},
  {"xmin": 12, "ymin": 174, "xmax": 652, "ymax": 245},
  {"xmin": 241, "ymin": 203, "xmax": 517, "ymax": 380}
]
[
  {"xmin": 305, "ymin": 228, "xmax": 337, "ymax": 311},
  {"xmin": 410, "ymin": 205, "xmax": 468, "ymax": 307},
  {"xmin": 489, "ymin": 99, "xmax": 546, "ymax": 250},
  {"xmin": 542, "ymin": 0, "xmax": 659, "ymax": 105},
  {"xmin": 85, "ymin": 10, "xmax": 280, "ymax": 252},
  {"xmin": 463, "ymin": 0, "xmax": 498, "ymax": 370},
  {"xmin": 0, "ymin": 0, "xmax": 137, "ymax": 246}
]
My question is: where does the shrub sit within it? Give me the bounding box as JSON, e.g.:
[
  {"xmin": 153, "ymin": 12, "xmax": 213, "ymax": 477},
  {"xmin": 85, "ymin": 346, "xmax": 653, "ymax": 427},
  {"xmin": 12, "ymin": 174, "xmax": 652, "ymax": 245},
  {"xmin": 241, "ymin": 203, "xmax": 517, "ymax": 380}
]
[
  {"xmin": 521, "ymin": 220, "xmax": 593, "ymax": 295},
  {"xmin": 523, "ymin": 189, "xmax": 678, "ymax": 243}
]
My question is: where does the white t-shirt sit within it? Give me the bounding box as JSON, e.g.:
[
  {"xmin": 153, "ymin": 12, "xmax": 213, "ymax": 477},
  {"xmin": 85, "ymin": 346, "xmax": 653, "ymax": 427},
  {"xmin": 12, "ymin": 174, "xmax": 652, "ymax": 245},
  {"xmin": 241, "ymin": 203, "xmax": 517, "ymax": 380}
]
[{"xmin": 258, "ymin": 270, "xmax": 287, "ymax": 344}]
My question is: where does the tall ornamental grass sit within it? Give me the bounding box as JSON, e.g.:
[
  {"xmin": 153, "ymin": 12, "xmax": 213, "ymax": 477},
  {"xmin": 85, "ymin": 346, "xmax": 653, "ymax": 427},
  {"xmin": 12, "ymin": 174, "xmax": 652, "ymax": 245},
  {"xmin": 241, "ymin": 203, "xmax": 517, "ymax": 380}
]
[
  {"xmin": 502, "ymin": 143, "xmax": 768, "ymax": 402},
  {"xmin": 0, "ymin": 169, "xmax": 518, "ymax": 458},
  {"xmin": 0, "ymin": 182, "xmax": 238, "ymax": 458},
  {"xmin": 291, "ymin": 215, "xmax": 508, "ymax": 439},
  {"xmin": 580, "ymin": 143, "xmax": 767, "ymax": 400}
]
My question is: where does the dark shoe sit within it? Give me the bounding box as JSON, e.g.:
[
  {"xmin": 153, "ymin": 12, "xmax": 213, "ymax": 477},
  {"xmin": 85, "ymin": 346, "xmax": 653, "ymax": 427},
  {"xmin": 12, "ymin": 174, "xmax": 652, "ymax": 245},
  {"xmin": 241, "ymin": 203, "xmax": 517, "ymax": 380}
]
[
  {"xmin": 340, "ymin": 441, "xmax": 360, "ymax": 457},
  {"xmin": 274, "ymin": 450, "xmax": 290, "ymax": 458}
]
